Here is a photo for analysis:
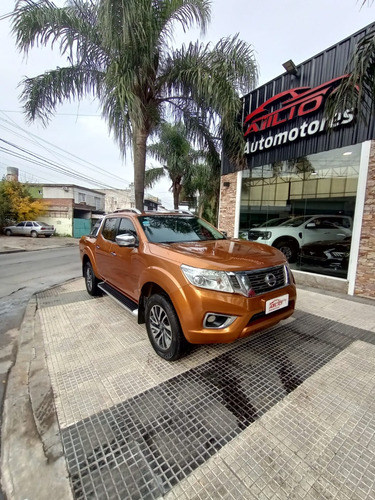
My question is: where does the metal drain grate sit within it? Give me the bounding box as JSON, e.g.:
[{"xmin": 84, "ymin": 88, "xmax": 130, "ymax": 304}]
[{"xmin": 62, "ymin": 311, "xmax": 375, "ymax": 499}]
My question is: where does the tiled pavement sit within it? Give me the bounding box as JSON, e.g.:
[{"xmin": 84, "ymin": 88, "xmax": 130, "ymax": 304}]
[{"xmin": 35, "ymin": 280, "xmax": 375, "ymax": 499}]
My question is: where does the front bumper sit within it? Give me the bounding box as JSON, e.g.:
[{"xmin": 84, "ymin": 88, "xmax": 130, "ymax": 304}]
[{"xmin": 170, "ymin": 283, "xmax": 297, "ymax": 344}]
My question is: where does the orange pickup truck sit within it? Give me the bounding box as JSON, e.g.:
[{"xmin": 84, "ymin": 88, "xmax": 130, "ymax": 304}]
[{"xmin": 79, "ymin": 210, "xmax": 297, "ymax": 360}]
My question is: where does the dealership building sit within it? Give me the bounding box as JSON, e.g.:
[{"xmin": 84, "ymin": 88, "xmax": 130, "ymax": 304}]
[{"xmin": 218, "ymin": 22, "xmax": 375, "ymax": 299}]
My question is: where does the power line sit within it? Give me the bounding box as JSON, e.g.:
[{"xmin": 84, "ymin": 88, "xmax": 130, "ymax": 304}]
[
  {"xmin": 0, "ymin": 112, "xmax": 132, "ymax": 185},
  {"xmin": 0, "ymin": 139, "xmax": 121, "ymax": 190},
  {"xmin": 0, "ymin": 109, "xmax": 101, "ymax": 117}
]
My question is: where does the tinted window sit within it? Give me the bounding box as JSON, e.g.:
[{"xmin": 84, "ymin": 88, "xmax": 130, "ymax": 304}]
[
  {"xmin": 102, "ymin": 218, "xmax": 118, "ymax": 241},
  {"xmin": 26, "ymin": 222, "xmax": 33, "ymax": 227},
  {"xmin": 139, "ymin": 216, "xmax": 225, "ymax": 243},
  {"xmin": 16, "ymin": 222, "xmax": 25, "ymax": 227},
  {"xmin": 90, "ymin": 220, "xmax": 102, "ymax": 237},
  {"xmin": 279, "ymin": 216, "xmax": 310, "ymax": 227},
  {"xmin": 118, "ymin": 218, "xmax": 137, "ymax": 238}
]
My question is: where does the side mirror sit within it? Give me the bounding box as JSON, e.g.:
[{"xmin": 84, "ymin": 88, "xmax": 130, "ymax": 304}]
[
  {"xmin": 116, "ymin": 233, "xmax": 137, "ymax": 247},
  {"xmin": 306, "ymin": 222, "xmax": 316, "ymax": 229}
]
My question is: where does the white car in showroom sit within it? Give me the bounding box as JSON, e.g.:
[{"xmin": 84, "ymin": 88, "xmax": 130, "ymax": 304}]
[{"xmin": 247, "ymin": 215, "xmax": 352, "ymax": 262}]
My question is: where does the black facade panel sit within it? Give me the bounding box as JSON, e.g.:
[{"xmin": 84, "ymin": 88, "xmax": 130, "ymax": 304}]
[{"xmin": 223, "ymin": 23, "xmax": 375, "ymax": 175}]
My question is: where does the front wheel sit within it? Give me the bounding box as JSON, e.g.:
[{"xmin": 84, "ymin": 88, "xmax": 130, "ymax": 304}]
[
  {"xmin": 5, "ymin": 229, "xmax": 12, "ymax": 236},
  {"xmin": 273, "ymin": 239, "xmax": 298, "ymax": 263},
  {"xmin": 145, "ymin": 294, "xmax": 187, "ymax": 361},
  {"xmin": 84, "ymin": 261, "xmax": 102, "ymax": 296}
]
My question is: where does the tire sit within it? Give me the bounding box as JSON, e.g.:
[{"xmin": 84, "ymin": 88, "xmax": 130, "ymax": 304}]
[
  {"xmin": 31, "ymin": 230, "xmax": 38, "ymax": 238},
  {"xmin": 5, "ymin": 229, "xmax": 12, "ymax": 236},
  {"xmin": 145, "ymin": 293, "xmax": 187, "ymax": 361},
  {"xmin": 273, "ymin": 239, "xmax": 298, "ymax": 263},
  {"xmin": 84, "ymin": 261, "xmax": 102, "ymax": 296}
]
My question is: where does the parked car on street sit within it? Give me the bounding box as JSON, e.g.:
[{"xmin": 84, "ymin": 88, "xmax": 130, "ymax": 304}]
[
  {"xmin": 3, "ymin": 221, "xmax": 55, "ymax": 238},
  {"xmin": 79, "ymin": 209, "xmax": 296, "ymax": 360},
  {"xmin": 247, "ymin": 215, "xmax": 352, "ymax": 262}
]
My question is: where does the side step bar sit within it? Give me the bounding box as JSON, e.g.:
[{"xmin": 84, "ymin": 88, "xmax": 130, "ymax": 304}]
[{"xmin": 98, "ymin": 282, "xmax": 138, "ymax": 317}]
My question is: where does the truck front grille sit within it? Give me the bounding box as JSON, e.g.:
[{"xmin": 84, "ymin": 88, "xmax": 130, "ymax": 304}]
[{"xmin": 229, "ymin": 265, "xmax": 288, "ymax": 296}]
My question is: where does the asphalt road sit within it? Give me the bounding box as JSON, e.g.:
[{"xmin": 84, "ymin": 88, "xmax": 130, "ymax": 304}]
[
  {"xmin": 0, "ymin": 246, "xmax": 82, "ymax": 336},
  {"xmin": 0, "ymin": 245, "xmax": 82, "ymax": 494}
]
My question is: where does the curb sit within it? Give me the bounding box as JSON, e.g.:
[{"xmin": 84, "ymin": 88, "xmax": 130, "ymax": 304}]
[{"xmin": 1, "ymin": 297, "xmax": 73, "ymax": 500}]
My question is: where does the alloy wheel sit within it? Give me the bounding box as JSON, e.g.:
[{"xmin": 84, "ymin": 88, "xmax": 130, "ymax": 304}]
[{"xmin": 149, "ymin": 304, "xmax": 172, "ymax": 350}]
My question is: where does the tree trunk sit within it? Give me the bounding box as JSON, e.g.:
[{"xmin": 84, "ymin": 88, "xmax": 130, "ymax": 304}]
[
  {"xmin": 173, "ymin": 178, "xmax": 182, "ymax": 210},
  {"xmin": 133, "ymin": 128, "xmax": 148, "ymax": 211}
]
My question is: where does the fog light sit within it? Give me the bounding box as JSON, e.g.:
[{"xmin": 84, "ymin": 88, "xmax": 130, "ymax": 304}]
[{"xmin": 203, "ymin": 313, "xmax": 237, "ymax": 329}]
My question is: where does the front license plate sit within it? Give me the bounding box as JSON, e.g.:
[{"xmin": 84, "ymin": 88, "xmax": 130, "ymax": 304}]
[{"xmin": 265, "ymin": 294, "xmax": 289, "ymax": 314}]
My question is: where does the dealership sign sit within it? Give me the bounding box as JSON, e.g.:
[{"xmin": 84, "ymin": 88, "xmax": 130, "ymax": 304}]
[{"xmin": 243, "ymin": 75, "xmax": 354, "ymax": 155}]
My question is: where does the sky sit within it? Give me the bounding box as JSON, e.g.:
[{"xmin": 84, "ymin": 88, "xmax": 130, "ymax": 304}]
[{"xmin": 0, "ymin": 0, "xmax": 373, "ymax": 209}]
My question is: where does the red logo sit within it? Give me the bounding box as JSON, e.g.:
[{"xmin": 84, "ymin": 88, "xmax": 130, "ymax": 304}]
[
  {"xmin": 269, "ymin": 299, "xmax": 284, "ymax": 310},
  {"xmin": 244, "ymin": 75, "xmax": 347, "ymax": 138}
]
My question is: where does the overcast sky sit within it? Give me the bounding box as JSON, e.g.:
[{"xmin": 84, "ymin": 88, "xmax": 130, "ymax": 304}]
[{"xmin": 0, "ymin": 0, "xmax": 373, "ymax": 208}]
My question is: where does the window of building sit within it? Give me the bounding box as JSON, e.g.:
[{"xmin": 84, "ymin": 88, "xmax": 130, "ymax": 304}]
[
  {"xmin": 94, "ymin": 197, "xmax": 101, "ymax": 210},
  {"xmin": 240, "ymin": 143, "xmax": 361, "ymax": 279},
  {"xmin": 78, "ymin": 192, "xmax": 86, "ymax": 203}
]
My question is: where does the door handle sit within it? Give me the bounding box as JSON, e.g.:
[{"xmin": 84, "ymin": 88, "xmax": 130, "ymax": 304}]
[{"xmin": 111, "ymin": 251, "xmax": 117, "ymax": 256}]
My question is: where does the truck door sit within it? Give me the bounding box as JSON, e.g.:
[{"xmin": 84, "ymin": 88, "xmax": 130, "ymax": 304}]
[
  {"xmin": 108, "ymin": 217, "xmax": 141, "ymax": 300},
  {"xmin": 95, "ymin": 217, "xmax": 119, "ymax": 280}
]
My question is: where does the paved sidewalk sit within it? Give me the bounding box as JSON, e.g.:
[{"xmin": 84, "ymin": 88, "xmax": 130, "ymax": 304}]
[
  {"xmin": 0, "ymin": 234, "xmax": 79, "ymax": 253},
  {"xmin": 2, "ymin": 277, "xmax": 375, "ymax": 499}
]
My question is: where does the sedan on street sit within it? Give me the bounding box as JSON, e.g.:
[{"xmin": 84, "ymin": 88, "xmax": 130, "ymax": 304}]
[{"xmin": 3, "ymin": 221, "xmax": 55, "ymax": 238}]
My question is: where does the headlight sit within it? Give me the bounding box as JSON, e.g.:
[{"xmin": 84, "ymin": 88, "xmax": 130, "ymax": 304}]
[
  {"xmin": 260, "ymin": 231, "xmax": 272, "ymax": 240},
  {"xmin": 181, "ymin": 264, "xmax": 235, "ymax": 293}
]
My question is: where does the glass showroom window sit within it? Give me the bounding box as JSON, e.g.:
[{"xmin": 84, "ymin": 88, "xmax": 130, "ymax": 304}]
[{"xmin": 240, "ymin": 143, "xmax": 361, "ymax": 279}]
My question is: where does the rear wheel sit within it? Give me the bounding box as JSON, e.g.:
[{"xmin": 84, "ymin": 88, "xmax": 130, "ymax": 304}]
[
  {"xmin": 274, "ymin": 239, "xmax": 298, "ymax": 263},
  {"xmin": 5, "ymin": 229, "xmax": 12, "ymax": 236},
  {"xmin": 31, "ymin": 230, "xmax": 38, "ymax": 238},
  {"xmin": 145, "ymin": 294, "xmax": 187, "ymax": 361},
  {"xmin": 84, "ymin": 261, "xmax": 102, "ymax": 296}
]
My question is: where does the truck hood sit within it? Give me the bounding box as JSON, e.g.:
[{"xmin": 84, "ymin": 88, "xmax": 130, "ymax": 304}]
[{"xmin": 149, "ymin": 239, "xmax": 286, "ymax": 271}]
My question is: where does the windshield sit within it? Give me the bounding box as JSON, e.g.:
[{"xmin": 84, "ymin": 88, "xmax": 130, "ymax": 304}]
[
  {"xmin": 259, "ymin": 217, "xmax": 290, "ymax": 227},
  {"xmin": 278, "ymin": 216, "xmax": 311, "ymax": 227},
  {"xmin": 139, "ymin": 215, "xmax": 226, "ymax": 243}
]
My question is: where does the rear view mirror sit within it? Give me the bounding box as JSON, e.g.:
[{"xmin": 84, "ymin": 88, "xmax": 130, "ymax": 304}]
[{"xmin": 116, "ymin": 234, "xmax": 137, "ymax": 247}]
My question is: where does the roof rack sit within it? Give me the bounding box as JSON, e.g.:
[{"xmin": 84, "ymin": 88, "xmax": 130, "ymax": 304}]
[{"xmin": 112, "ymin": 208, "xmax": 142, "ymax": 214}]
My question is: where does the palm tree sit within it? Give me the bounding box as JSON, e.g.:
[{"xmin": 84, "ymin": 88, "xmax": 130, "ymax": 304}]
[
  {"xmin": 12, "ymin": 0, "xmax": 258, "ymax": 210},
  {"xmin": 326, "ymin": 21, "xmax": 375, "ymax": 120},
  {"xmin": 182, "ymin": 161, "xmax": 218, "ymax": 220},
  {"xmin": 145, "ymin": 122, "xmax": 201, "ymax": 209}
]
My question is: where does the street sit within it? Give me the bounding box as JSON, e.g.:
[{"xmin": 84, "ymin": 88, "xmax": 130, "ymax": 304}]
[
  {"xmin": 0, "ymin": 245, "xmax": 82, "ymax": 489},
  {"xmin": 0, "ymin": 246, "xmax": 81, "ymax": 336}
]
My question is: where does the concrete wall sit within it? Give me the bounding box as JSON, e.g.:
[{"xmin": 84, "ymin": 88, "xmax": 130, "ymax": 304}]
[
  {"xmin": 42, "ymin": 186, "xmax": 105, "ymax": 211},
  {"xmin": 43, "ymin": 199, "xmax": 73, "ymax": 236},
  {"xmin": 101, "ymin": 188, "xmax": 133, "ymax": 213}
]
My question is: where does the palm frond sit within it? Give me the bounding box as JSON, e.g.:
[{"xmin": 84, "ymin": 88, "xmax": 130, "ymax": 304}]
[
  {"xmin": 145, "ymin": 166, "xmax": 166, "ymax": 188},
  {"xmin": 326, "ymin": 27, "xmax": 375, "ymax": 119},
  {"xmin": 20, "ymin": 65, "xmax": 104, "ymax": 124}
]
